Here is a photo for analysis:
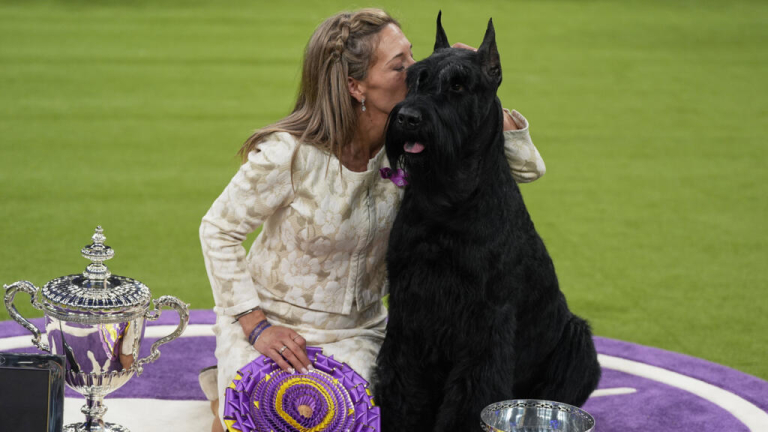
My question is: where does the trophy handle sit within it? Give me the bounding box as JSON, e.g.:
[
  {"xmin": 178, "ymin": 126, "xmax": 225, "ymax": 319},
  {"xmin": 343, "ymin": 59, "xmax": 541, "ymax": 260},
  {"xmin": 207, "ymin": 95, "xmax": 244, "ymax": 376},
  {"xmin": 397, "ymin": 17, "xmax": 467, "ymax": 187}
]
[
  {"xmin": 135, "ymin": 295, "xmax": 189, "ymax": 375},
  {"xmin": 3, "ymin": 280, "xmax": 50, "ymax": 353}
]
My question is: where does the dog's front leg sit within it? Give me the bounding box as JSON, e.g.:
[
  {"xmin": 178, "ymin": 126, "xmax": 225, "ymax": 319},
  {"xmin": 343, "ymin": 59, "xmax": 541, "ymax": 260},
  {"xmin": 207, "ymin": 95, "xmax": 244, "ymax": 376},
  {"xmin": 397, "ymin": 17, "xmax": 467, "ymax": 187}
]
[
  {"xmin": 374, "ymin": 336, "xmax": 442, "ymax": 432},
  {"xmin": 432, "ymin": 346, "xmax": 516, "ymax": 432}
]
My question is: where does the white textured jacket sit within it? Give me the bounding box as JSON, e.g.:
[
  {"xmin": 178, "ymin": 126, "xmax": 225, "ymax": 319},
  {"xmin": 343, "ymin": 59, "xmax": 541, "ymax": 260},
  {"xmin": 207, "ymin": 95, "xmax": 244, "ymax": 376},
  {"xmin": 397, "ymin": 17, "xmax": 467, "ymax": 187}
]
[{"xmin": 200, "ymin": 109, "xmax": 545, "ymax": 320}]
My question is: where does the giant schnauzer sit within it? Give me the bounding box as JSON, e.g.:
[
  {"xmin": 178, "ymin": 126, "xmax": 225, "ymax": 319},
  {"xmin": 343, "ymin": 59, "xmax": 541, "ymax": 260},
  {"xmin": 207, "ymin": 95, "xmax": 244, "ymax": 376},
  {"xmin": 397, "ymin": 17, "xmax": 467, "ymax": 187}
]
[{"xmin": 373, "ymin": 12, "xmax": 601, "ymax": 432}]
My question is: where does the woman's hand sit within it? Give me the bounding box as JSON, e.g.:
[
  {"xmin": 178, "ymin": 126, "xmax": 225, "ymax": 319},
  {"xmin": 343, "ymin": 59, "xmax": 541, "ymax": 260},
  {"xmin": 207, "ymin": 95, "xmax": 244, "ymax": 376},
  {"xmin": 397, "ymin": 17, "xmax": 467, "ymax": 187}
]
[
  {"xmin": 451, "ymin": 42, "xmax": 477, "ymax": 51},
  {"xmin": 252, "ymin": 325, "xmax": 313, "ymax": 374},
  {"xmin": 238, "ymin": 309, "xmax": 313, "ymax": 373}
]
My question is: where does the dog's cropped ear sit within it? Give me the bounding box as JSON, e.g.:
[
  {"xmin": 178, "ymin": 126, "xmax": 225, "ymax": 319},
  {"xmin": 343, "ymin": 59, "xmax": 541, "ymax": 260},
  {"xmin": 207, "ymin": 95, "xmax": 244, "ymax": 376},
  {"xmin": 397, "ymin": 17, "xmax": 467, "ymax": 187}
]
[
  {"xmin": 478, "ymin": 18, "xmax": 502, "ymax": 85},
  {"xmin": 434, "ymin": 10, "xmax": 450, "ymax": 52}
]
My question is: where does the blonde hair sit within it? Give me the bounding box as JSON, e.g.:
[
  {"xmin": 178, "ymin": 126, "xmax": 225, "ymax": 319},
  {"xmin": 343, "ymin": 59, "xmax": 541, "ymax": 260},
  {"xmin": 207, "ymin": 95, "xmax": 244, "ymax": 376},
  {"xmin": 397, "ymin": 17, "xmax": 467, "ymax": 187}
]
[{"xmin": 238, "ymin": 8, "xmax": 400, "ymax": 164}]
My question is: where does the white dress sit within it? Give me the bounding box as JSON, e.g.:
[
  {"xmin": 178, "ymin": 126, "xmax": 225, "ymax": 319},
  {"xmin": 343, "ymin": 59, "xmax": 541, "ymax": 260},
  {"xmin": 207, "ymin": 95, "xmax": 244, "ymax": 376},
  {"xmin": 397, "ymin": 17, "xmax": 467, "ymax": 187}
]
[{"xmin": 199, "ymin": 109, "xmax": 545, "ymax": 417}]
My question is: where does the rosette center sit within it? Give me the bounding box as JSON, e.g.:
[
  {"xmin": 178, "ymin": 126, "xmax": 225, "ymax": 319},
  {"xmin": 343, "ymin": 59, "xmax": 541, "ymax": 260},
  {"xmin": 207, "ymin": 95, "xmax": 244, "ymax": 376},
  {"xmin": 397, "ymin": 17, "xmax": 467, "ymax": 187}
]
[{"xmin": 298, "ymin": 404, "xmax": 313, "ymax": 418}]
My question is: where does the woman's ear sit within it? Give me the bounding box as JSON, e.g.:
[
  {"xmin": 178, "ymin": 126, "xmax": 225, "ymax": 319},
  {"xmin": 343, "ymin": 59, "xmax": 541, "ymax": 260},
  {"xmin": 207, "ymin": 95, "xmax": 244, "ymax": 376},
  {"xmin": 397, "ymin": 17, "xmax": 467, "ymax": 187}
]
[{"xmin": 347, "ymin": 76, "xmax": 366, "ymax": 103}]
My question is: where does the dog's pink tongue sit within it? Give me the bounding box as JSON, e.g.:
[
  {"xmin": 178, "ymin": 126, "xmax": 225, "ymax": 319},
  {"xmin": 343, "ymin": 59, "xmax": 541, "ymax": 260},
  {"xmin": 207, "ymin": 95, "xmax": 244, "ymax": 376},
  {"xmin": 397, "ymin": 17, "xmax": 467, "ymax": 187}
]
[{"xmin": 404, "ymin": 142, "xmax": 425, "ymax": 154}]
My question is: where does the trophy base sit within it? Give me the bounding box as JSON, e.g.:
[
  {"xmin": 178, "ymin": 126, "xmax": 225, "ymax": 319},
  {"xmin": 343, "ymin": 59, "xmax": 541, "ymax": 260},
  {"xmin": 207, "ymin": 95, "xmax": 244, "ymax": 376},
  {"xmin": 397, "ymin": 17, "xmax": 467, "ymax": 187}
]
[{"xmin": 64, "ymin": 422, "xmax": 131, "ymax": 432}]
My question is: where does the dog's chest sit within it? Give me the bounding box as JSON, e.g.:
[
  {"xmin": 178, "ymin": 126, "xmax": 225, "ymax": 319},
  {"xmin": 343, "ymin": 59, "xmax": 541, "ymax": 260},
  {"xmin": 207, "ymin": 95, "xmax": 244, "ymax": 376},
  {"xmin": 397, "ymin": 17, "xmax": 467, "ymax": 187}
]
[{"xmin": 390, "ymin": 231, "xmax": 499, "ymax": 330}]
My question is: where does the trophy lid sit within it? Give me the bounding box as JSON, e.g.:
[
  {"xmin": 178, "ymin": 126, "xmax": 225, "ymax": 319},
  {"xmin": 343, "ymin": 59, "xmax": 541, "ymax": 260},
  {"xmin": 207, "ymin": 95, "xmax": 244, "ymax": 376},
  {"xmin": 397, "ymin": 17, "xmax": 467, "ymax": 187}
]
[{"xmin": 38, "ymin": 226, "xmax": 152, "ymax": 324}]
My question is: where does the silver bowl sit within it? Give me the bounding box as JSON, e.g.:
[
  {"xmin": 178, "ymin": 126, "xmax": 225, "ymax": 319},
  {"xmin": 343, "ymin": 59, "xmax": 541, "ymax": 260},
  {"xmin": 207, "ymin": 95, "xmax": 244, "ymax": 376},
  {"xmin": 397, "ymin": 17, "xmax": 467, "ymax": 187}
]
[{"xmin": 481, "ymin": 400, "xmax": 595, "ymax": 432}]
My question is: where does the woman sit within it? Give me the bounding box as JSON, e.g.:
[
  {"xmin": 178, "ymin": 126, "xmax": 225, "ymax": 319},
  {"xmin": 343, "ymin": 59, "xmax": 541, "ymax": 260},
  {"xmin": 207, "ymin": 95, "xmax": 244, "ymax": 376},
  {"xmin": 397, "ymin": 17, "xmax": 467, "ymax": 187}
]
[{"xmin": 199, "ymin": 8, "xmax": 545, "ymax": 431}]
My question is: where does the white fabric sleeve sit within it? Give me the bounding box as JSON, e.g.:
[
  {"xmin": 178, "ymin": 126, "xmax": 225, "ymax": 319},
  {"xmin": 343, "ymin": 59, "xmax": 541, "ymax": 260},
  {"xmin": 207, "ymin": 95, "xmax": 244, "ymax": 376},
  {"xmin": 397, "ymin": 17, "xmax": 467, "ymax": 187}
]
[
  {"xmin": 502, "ymin": 109, "xmax": 546, "ymax": 183},
  {"xmin": 199, "ymin": 134, "xmax": 297, "ymax": 316}
]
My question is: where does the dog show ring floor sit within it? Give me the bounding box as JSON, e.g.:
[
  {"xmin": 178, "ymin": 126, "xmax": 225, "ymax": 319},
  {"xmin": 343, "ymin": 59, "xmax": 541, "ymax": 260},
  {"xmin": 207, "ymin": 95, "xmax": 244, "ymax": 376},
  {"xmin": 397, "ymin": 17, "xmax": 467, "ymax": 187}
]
[{"xmin": 1, "ymin": 309, "xmax": 767, "ymax": 431}]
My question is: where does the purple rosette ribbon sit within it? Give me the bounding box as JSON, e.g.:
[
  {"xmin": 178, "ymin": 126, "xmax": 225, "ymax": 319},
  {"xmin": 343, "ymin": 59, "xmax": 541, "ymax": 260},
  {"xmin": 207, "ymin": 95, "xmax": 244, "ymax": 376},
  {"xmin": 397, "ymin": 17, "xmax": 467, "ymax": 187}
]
[
  {"xmin": 379, "ymin": 167, "xmax": 408, "ymax": 187},
  {"xmin": 223, "ymin": 346, "xmax": 380, "ymax": 432}
]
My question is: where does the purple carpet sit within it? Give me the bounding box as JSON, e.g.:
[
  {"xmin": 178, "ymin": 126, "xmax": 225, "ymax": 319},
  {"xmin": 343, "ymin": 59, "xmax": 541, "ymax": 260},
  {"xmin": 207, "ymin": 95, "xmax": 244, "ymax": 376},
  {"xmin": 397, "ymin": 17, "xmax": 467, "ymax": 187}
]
[{"xmin": 2, "ymin": 310, "xmax": 767, "ymax": 431}]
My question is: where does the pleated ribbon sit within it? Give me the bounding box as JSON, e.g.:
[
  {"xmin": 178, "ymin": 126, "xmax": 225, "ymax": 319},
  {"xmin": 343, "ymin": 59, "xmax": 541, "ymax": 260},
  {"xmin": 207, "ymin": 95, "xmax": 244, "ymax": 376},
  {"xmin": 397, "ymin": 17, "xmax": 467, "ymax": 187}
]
[{"xmin": 224, "ymin": 346, "xmax": 380, "ymax": 432}]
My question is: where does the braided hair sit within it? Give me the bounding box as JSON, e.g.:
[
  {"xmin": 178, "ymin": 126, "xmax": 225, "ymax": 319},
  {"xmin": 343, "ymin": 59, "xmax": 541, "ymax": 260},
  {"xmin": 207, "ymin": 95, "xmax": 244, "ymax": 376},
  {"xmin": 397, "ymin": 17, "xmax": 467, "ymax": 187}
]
[{"xmin": 239, "ymin": 8, "xmax": 400, "ymax": 171}]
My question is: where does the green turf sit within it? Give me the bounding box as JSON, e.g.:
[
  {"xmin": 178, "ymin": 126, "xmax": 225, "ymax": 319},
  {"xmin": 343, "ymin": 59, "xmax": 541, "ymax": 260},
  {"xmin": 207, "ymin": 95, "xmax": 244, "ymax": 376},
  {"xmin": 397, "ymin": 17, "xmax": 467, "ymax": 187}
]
[{"xmin": 1, "ymin": 0, "xmax": 766, "ymax": 380}]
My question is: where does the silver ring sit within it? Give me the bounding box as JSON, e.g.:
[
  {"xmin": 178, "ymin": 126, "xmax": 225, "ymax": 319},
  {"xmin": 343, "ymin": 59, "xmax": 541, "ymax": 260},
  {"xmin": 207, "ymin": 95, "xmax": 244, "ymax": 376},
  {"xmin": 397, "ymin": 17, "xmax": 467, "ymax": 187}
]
[{"xmin": 278, "ymin": 345, "xmax": 288, "ymax": 355}]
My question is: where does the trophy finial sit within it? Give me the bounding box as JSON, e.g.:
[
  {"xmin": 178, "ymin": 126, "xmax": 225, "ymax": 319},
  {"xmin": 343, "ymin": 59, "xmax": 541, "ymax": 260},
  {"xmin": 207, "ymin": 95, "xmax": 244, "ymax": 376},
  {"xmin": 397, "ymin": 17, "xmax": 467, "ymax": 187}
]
[
  {"xmin": 82, "ymin": 226, "xmax": 115, "ymax": 281},
  {"xmin": 92, "ymin": 225, "xmax": 106, "ymax": 245}
]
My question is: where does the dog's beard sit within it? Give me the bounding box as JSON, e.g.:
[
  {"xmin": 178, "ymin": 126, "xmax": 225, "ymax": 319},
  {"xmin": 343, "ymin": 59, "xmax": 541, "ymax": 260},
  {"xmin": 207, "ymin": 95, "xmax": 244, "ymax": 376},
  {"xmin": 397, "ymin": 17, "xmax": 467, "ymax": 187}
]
[
  {"xmin": 385, "ymin": 114, "xmax": 430, "ymax": 173},
  {"xmin": 389, "ymin": 129, "xmax": 466, "ymax": 175},
  {"xmin": 387, "ymin": 132, "xmax": 432, "ymax": 179},
  {"xmin": 385, "ymin": 101, "xmax": 485, "ymax": 200}
]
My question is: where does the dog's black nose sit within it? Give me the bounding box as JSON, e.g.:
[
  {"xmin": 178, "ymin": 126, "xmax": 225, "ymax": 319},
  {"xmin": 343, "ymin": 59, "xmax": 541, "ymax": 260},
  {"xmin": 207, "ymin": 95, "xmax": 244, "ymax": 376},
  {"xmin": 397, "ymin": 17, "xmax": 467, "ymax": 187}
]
[{"xmin": 397, "ymin": 107, "xmax": 422, "ymax": 130}]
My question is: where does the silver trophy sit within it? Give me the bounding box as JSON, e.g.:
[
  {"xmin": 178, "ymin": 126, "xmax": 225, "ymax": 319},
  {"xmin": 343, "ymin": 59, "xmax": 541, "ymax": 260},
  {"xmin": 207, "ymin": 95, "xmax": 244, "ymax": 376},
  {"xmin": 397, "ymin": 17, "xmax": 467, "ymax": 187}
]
[
  {"xmin": 480, "ymin": 400, "xmax": 595, "ymax": 432},
  {"xmin": 4, "ymin": 226, "xmax": 190, "ymax": 432}
]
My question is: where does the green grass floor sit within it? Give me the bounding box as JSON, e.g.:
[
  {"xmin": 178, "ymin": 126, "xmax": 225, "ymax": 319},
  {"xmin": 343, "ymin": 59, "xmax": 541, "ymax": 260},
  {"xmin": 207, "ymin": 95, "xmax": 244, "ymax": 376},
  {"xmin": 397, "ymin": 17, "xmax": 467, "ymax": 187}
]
[{"xmin": 1, "ymin": 0, "xmax": 766, "ymax": 380}]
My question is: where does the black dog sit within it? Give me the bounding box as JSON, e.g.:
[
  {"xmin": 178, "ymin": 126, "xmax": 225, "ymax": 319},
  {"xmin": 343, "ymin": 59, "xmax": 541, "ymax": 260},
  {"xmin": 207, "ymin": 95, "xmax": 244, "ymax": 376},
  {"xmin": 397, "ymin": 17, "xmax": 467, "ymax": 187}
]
[{"xmin": 373, "ymin": 13, "xmax": 601, "ymax": 432}]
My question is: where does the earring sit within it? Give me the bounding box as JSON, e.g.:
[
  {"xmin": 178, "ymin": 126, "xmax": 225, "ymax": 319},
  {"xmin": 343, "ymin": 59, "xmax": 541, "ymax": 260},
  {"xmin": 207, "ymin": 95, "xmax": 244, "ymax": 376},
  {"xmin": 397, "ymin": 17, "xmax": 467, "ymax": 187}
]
[{"xmin": 361, "ymin": 97, "xmax": 366, "ymax": 112}]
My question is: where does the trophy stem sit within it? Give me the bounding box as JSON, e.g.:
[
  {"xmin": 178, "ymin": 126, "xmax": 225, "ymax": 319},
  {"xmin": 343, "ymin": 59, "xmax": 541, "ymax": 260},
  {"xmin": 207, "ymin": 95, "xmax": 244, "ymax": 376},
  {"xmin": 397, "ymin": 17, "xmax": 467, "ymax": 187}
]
[
  {"xmin": 82, "ymin": 395, "xmax": 108, "ymax": 429},
  {"xmin": 63, "ymin": 394, "xmax": 130, "ymax": 432}
]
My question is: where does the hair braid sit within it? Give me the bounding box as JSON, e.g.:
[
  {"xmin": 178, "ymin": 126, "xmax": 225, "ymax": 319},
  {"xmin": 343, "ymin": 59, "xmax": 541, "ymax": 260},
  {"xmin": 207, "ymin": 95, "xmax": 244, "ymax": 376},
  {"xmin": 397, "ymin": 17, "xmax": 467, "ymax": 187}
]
[
  {"xmin": 331, "ymin": 16, "xmax": 351, "ymax": 61},
  {"xmin": 238, "ymin": 8, "xmax": 400, "ymax": 175}
]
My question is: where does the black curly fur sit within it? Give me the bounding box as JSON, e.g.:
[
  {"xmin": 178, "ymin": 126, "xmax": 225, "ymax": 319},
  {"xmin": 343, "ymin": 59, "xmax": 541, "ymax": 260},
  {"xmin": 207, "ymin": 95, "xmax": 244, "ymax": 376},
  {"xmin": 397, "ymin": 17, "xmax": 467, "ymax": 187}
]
[{"xmin": 373, "ymin": 13, "xmax": 601, "ymax": 432}]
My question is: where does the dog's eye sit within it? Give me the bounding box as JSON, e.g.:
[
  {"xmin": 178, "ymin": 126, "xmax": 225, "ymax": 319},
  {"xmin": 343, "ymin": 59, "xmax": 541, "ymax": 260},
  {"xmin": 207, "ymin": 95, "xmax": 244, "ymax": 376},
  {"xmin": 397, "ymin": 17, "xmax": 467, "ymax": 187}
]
[
  {"xmin": 417, "ymin": 70, "xmax": 429, "ymax": 87},
  {"xmin": 451, "ymin": 83, "xmax": 464, "ymax": 92}
]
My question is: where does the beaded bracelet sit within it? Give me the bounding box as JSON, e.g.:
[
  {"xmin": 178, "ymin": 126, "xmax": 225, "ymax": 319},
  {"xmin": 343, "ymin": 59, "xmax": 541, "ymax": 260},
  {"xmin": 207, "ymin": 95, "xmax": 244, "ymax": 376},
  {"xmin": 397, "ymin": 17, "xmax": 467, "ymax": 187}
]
[{"xmin": 248, "ymin": 320, "xmax": 271, "ymax": 346}]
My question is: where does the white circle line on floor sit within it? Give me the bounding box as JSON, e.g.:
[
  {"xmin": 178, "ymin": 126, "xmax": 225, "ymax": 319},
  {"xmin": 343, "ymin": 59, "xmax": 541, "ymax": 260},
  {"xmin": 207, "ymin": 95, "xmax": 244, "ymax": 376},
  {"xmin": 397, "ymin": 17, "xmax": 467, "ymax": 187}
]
[
  {"xmin": 598, "ymin": 354, "xmax": 768, "ymax": 430},
  {"xmin": 4, "ymin": 327, "xmax": 767, "ymax": 430},
  {"xmin": 589, "ymin": 387, "xmax": 636, "ymax": 397}
]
